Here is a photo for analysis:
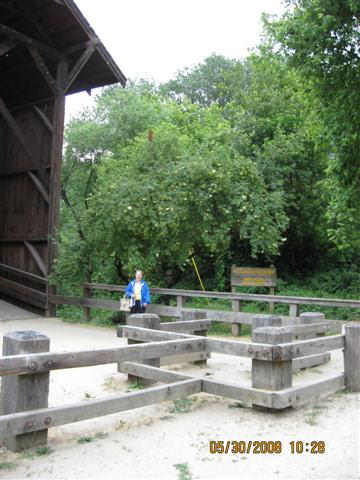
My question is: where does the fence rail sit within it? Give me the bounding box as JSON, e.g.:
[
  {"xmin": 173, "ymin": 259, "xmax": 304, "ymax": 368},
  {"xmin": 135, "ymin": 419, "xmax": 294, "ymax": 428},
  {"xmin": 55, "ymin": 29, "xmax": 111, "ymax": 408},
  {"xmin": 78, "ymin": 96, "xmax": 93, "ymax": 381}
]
[{"xmin": 83, "ymin": 282, "xmax": 360, "ymax": 310}]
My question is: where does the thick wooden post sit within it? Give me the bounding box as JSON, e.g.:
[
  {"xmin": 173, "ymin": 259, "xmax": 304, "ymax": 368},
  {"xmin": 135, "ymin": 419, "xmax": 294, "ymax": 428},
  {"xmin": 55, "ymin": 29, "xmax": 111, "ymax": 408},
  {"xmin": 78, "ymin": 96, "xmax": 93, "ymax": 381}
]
[
  {"xmin": 1, "ymin": 331, "xmax": 50, "ymax": 451},
  {"xmin": 191, "ymin": 329, "xmax": 208, "ymax": 366},
  {"xmin": 119, "ymin": 314, "xmax": 161, "ymax": 386},
  {"xmin": 46, "ymin": 59, "xmax": 68, "ymax": 317},
  {"xmin": 344, "ymin": 323, "xmax": 360, "ymax": 392},
  {"xmin": 251, "ymin": 326, "xmax": 293, "ymax": 410},
  {"xmin": 252, "ymin": 314, "xmax": 282, "ymax": 333},
  {"xmin": 300, "ymin": 312, "xmax": 325, "ymax": 338}
]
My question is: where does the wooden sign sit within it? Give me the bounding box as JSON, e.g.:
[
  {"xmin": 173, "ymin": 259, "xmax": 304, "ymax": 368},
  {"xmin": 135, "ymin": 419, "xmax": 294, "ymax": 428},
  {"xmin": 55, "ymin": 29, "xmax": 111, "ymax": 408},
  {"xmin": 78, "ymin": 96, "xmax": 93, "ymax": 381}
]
[{"xmin": 231, "ymin": 266, "xmax": 277, "ymax": 288}]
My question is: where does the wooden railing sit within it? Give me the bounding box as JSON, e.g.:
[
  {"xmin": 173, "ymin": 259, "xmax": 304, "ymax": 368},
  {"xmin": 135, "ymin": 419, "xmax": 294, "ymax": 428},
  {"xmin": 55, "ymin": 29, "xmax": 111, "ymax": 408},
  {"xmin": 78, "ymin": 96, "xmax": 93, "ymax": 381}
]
[
  {"xmin": 0, "ymin": 263, "xmax": 48, "ymax": 310},
  {"xmin": 1, "ymin": 319, "xmax": 358, "ymax": 452},
  {"xmin": 48, "ymin": 282, "xmax": 359, "ymax": 332}
]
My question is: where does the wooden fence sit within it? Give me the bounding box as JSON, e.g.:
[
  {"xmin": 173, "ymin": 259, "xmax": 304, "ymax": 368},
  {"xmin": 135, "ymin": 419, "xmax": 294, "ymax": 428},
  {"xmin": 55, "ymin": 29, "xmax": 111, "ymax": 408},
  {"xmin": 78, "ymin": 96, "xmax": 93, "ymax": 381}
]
[
  {"xmin": 48, "ymin": 281, "xmax": 359, "ymax": 333},
  {"xmin": 0, "ymin": 314, "xmax": 359, "ymax": 452}
]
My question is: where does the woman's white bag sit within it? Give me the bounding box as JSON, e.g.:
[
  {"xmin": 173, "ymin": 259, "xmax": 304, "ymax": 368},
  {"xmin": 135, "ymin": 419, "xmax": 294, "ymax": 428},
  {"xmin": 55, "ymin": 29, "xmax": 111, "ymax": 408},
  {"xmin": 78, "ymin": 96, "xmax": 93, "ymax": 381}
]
[{"xmin": 120, "ymin": 296, "xmax": 131, "ymax": 312}]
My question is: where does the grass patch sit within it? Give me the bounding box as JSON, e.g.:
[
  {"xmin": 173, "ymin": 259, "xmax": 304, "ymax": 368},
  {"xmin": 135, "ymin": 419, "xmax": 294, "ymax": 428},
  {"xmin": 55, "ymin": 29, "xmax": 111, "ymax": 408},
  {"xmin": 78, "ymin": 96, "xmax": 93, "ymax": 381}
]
[
  {"xmin": 78, "ymin": 436, "xmax": 94, "ymax": 444},
  {"xmin": 77, "ymin": 432, "xmax": 108, "ymax": 444},
  {"xmin": 126, "ymin": 382, "xmax": 145, "ymax": 392},
  {"xmin": 35, "ymin": 446, "xmax": 54, "ymax": 456},
  {"xmin": 0, "ymin": 461, "xmax": 17, "ymax": 471},
  {"xmin": 174, "ymin": 462, "xmax": 192, "ymax": 480},
  {"xmin": 304, "ymin": 404, "xmax": 328, "ymax": 426},
  {"xmin": 170, "ymin": 398, "xmax": 194, "ymax": 414}
]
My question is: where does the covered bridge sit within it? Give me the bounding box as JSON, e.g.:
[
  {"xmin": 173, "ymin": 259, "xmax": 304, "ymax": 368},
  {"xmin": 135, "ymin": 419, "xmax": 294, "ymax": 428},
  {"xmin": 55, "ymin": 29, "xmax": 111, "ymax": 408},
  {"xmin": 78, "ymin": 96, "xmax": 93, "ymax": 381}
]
[{"xmin": 0, "ymin": 0, "xmax": 126, "ymax": 315}]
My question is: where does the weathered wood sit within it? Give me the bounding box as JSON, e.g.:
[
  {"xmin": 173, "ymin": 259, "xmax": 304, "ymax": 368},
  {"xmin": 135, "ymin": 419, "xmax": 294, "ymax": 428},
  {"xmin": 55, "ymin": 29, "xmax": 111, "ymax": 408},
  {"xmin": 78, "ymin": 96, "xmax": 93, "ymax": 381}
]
[
  {"xmin": 289, "ymin": 304, "xmax": 299, "ymax": 317},
  {"xmin": 27, "ymin": 46, "xmax": 57, "ymax": 94},
  {"xmin": 252, "ymin": 327, "xmax": 293, "ymax": 394},
  {"xmin": 65, "ymin": 45, "xmax": 96, "ymax": 92},
  {"xmin": 119, "ymin": 325, "xmax": 189, "ymax": 341},
  {"xmin": 123, "ymin": 314, "xmax": 161, "ymax": 385},
  {"xmin": 192, "ymin": 329, "xmax": 209, "ymax": 366},
  {"xmin": 0, "ymin": 338, "xmax": 206, "ymax": 377},
  {"xmin": 159, "ymin": 320, "xmax": 211, "ymax": 332},
  {"xmin": 344, "ymin": 323, "xmax": 360, "ymax": 392},
  {"xmin": 27, "ymin": 171, "xmax": 50, "ymax": 205},
  {"xmin": 206, "ymin": 338, "xmax": 273, "ymax": 360},
  {"xmin": 177, "ymin": 295, "xmax": 185, "ymax": 310},
  {"xmin": 272, "ymin": 374, "xmax": 345, "ymax": 409},
  {"xmin": 118, "ymin": 363, "xmax": 276, "ymax": 408},
  {"xmin": 84, "ymin": 283, "xmax": 360, "ymax": 309},
  {"xmin": 0, "ymin": 379, "xmax": 202, "ymax": 439},
  {"xmin": 252, "ymin": 315, "xmax": 282, "ymax": 329},
  {"xmin": 181, "ymin": 310, "xmax": 207, "ymax": 321},
  {"xmin": 0, "ymin": 262, "xmax": 47, "ymax": 284},
  {"xmin": 0, "ymin": 277, "xmax": 47, "ymax": 309},
  {"xmin": 275, "ymin": 335, "xmax": 345, "ymax": 361},
  {"xmin": 231, "ymin": 286, "xmax": 241, "ymax": 316},
  {"xmin": 1, "ymin": 331, "xmax": 50, "ymax": 451},
  {"xmin": 231, "ymin": 323, "xmax": 242, "ymax": 336},
  {"xmin": 24, "ymin": 241, "xmax": 48, "ymax": 278},
  {"xmin": 292, "ymin": 352, "xmax": 331, "ymax": 370},
  {"xmin": 32, "ymin": 106, "xmax": 54, "ymax": 133},
  {"xmin": 46, "ymin": 59, "xmax": 68, "ymax": 316},
  {"xmin": 202, "ymin": 378, "xmax": 273, "ymax": 408},
  {"xmin": 161, "ymin": 351, "xmax": 209, "ymax": 366},
  {"xmin": 0, "ymin": 24, "xmax": 62, "ymax": 60},
  {"xmin": 289, "ymin": 322, "xmax": 328, "ymax": 338},
  {"xmin": 119, "ymin": 362, "xmax": 189, "ymax": 383},
  {"xmin": 300, "ymin": 312, "xmax": 325, "ymax": 324},
  {"xmin": 147, "ymin": 304, "xmax": 181, "ymax": 317},
  {"xmin": 269, "ymin": 286, "xmax": 275, "ymax": 313},
  {"xmin": 0, "ymin": 96, "xmax": 33, "ymax": 159}
]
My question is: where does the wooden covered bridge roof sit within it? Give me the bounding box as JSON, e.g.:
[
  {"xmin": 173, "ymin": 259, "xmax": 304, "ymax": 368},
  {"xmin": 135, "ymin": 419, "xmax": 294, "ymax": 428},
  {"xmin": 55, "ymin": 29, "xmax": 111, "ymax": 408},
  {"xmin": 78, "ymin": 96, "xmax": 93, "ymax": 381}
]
[{"xmin": 0, "ymin": 0, "xmax": 127, "ymax": 108}]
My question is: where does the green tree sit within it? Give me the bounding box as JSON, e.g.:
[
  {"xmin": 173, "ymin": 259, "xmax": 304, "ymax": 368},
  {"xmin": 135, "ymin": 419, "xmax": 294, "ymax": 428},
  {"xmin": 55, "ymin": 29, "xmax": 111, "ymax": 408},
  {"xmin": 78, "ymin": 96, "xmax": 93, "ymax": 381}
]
[
  {"xmin": 84, "ymin": 103, "xmax": 288, "ymax": 288},
  {"xmin": 222, "ymin": 50, "xmax": 329, "ymax": 271},
  {"xmin": 265, "ymin": 0, "xmax": 360, "ymax": 256},
  {"xmin": 160, "ymin": 54, "xmax": 238, "ymax": 107}
]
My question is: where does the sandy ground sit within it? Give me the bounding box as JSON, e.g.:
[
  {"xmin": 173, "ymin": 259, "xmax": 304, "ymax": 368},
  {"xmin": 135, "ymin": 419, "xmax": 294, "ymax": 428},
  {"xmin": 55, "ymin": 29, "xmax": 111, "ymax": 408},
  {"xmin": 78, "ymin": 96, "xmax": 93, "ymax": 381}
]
[{"xmin": 0, "ymin": 301, "xmax": 359, "ymax": 480}]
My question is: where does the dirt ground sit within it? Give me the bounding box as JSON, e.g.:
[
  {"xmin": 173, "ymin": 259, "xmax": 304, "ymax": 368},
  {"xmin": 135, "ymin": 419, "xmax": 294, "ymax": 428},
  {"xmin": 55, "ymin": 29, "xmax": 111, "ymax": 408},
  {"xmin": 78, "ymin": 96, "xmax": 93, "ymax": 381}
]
[{"xmin": 0, "ymin": 303, "xmax": 359, "ymax": 480}]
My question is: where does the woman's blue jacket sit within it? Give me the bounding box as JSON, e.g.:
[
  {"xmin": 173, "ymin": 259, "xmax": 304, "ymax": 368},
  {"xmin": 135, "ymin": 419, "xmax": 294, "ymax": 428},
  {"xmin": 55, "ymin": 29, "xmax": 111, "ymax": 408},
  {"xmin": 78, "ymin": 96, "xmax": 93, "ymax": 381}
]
[{"xmin": 125, "ymin": 280, "xmax": 151, "ymax": 306}]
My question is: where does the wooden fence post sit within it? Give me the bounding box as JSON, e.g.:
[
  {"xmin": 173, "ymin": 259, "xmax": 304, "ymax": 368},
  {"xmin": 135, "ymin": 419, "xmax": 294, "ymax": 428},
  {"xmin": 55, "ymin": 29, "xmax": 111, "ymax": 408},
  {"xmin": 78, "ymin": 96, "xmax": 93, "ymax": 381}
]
[
  {"xmin": 231, "ymin": 286, "xmax": 242, "ymax": 336},
  {"xmin": 83, "ymin": 283, "xmax": 91, "ymax": 321},
  {"xmin": 251, "ymin": 326, "xmax": 293, "ymax": 410},
  {"xmin": 119, "ymin": 314, "xmax": 161, "ymax": 386},
  {"xmin": 0, "ymin": 331, "xmax": 50, "ymax": 452},
  {"xmin": 344, "ymin": 323, "xmax": 360, "ymax": 392},
  {"xmin": 269, "ymin": 286, "xmax": 275, "ymax": 313},
  {"xmin": 177, "ymin": 295, "xmax": 185, "ymax": 311},
  {"xmin": 192, "ymin": 328, "xmax": 208, "ymax": 366},
  {"xmin": 289, "ymin": 304, "xmax": 299, "ymax": 317}
]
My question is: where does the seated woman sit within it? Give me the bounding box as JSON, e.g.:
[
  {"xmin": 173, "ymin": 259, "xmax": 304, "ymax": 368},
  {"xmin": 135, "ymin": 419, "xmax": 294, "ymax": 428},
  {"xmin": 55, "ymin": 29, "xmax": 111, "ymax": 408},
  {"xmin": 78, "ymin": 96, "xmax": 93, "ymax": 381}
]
[{"xmin": 125, "ymin": 270, "xmax": 151, "ymax": 314}]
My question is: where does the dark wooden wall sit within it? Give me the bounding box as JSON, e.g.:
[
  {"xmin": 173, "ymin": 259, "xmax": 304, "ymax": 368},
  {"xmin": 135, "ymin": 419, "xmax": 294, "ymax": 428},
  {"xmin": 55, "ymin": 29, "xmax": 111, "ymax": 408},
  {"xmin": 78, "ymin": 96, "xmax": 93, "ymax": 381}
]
[{"xmin": 0, "ymin": 100, "xmax": 56, "ymax": 312}]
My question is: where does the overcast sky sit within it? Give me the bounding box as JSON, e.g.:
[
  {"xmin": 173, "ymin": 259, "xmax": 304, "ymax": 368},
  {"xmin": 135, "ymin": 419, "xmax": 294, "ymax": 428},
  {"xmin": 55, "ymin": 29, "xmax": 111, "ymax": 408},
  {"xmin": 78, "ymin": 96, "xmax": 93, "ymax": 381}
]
[{"xmin": 65, "ymin": 0, "xmax": 285, "ymax": 123}]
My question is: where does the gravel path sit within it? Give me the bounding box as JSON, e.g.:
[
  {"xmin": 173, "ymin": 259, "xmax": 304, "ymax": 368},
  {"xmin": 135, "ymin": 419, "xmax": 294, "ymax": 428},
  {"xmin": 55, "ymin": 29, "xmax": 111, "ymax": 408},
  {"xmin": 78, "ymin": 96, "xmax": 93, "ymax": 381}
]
[{"xmin": 0, "ymin": 305, "xmax": 359, "ymax": 480}]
